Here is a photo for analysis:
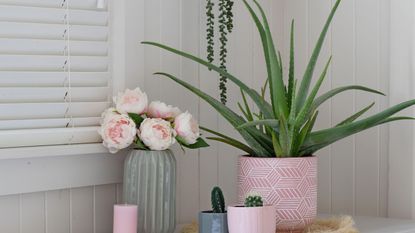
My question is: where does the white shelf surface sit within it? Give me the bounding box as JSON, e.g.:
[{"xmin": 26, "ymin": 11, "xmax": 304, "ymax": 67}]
[{"xmin": 175, "ymin": 216, "xmax": 415, "ymax": 233}]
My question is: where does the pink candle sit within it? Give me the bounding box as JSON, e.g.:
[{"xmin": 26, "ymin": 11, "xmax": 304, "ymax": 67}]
[{"xmin": 113, "ymin": 204, "xmax": 137, "ymax": 233}]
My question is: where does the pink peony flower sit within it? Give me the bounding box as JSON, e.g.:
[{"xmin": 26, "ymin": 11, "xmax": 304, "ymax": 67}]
[
  {"xmin": 99, "ymin": 114, "xmax": 137, "ymax": 153},
  {"xmin": 174, "ymin": 112, "xmax": 200, "ymax": 144},
  {"xmin": 100, "ymin": 107, "xmax": 119, "ymax": 124},
  {"xmin": 139, "ymin": 118, "xmax": 176, "ymax": 150},
  {"xmin": 115, "ymin": 87, "xmax": 148, "ymax": 114},
  {"xmin": 147, "ymin": 101, "xmax": 181, "ymax": 120}
]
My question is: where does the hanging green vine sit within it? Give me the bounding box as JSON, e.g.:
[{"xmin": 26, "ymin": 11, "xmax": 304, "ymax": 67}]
[
  {"xmin": 206, "ymin": 0, "xmax": 234, "ymax": 105},
  {"xmin": 206, "ymin": 0, "xmax": 215, "ymax": 65}
]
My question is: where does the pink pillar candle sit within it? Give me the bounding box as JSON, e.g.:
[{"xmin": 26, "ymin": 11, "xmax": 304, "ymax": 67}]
[{"xmin": 113, "ymin": 204, "xmax": 137, "ymax": 233}]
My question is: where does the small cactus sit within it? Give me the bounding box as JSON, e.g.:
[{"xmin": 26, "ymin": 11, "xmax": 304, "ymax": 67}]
[
  {"xmin": 244, "ymin": 194, "xmax": 263, "ymax": 207},
  {"xmin": 211, "ymin": 186, "xmax": 225, "ymax": 213}
]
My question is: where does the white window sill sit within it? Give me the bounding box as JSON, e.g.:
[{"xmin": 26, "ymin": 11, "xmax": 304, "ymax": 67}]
[{"xmin": 0, "ymin": 143, "xmax": 108, "ymax": 160}]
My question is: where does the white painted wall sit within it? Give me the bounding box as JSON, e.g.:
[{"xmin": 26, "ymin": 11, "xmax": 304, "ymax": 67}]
[{"xmin": 0, "ymin": 0, "xmax": 409, "ymax": 232}]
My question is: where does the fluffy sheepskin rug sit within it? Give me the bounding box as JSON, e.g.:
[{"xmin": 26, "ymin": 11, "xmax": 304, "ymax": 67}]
[
  {"xmin": 181, "ymin": 216, "xmax": 358, "ymax": 233},
  {"xmin": 303, "ymin": 216, "xmax": 359, "ymax": 233}
]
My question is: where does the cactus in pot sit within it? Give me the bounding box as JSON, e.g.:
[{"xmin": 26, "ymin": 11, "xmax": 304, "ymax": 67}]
[
  {"xmin": 212, "ymin": 186, "xmax": 226, "ymax": 213},
  {"xmin": 199, "ymin": 187, "xmax": 228, "ymax": 233},
  {"xmin": 228, "ymin": 194, "xmax": 276, "ymax": 233}
]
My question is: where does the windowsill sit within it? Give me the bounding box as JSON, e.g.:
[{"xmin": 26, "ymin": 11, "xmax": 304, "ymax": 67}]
[{"xmin": 0, "ymin": 143, "xmax": 109, "ymax": 160}]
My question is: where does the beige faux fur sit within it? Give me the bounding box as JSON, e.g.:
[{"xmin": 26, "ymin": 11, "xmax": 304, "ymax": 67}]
[
  {"xmin": 181, "ymin": 216, "xmax": 359, "ymax": 233},
  {"xmin": 303, "ymin": 216, "xmax": 359, "ymax": 233}
]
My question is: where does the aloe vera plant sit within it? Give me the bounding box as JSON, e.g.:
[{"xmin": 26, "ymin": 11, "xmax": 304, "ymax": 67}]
[{"xmin": 142, "ymin": 0, "xmax": 415, "ymax": 158}]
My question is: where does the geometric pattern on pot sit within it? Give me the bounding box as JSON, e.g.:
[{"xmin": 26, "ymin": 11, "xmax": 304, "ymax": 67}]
[{"xmin": 238, "ymin": 156, "xmax": 317, "ymax": 233}]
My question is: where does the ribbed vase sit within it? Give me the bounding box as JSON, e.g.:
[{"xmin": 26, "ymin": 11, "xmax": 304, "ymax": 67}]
[{"xmin": 123, "ymin": 149, "xmax": 176, "ymax": 233}]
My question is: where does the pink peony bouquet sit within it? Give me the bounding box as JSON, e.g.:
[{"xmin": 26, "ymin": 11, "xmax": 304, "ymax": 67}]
[{"xmin": 99, "ymin": 87, "xmax": 208, "ymax": 153}]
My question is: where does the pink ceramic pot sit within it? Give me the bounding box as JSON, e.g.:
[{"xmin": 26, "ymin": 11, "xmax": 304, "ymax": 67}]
[
  {"xmin": 227, "ymin": 205, "xmax": 276, "ymax": 233},
  {"xmin": 238, "ymin": 156, "xmax": 317, "ymax": 233}
]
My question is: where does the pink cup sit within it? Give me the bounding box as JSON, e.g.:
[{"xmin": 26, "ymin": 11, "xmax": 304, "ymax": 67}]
[{"xmin": 228, "ymin": 205, "xmax": 276, "ymax": 233}]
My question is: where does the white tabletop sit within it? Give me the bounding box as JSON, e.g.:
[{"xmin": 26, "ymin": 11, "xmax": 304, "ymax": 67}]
[{"xmin": 175, "ymin": 216, "xmax": 415, "ymax": 233}]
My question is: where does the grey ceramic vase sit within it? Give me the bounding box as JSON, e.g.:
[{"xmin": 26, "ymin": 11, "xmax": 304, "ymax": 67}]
[
  {"xmin": 199, "ymin": 211, "xmax": 229, "ymax": 233},
  {"xmin": 123, "ymin": 149, "xmax": 176, "ymax": 233}
]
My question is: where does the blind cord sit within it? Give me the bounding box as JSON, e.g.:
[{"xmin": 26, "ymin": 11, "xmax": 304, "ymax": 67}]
[{"xmin": 63, "ymin": 0, "xmax": 74, "ymax": 144}]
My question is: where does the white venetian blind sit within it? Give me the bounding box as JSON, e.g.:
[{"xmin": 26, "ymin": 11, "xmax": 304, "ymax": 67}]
[{"xmin": 0, "ymin": 0, "xmax": 111, "ymax": 148}]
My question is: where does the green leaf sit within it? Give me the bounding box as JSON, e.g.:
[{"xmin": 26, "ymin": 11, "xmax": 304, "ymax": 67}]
[
  {"xmin": 241, "ymin": 0, "xmax": 275, "ymax": 116},
  {"xmin": 200, "ymin": 126, "xmax": 255, "ymax": 155},
  {"xmin": 301, "ymin": 99, "xmax": 415, "ymax": 155},
  {"xmin": 293, "ymin": 111, "xmax": 318, "ymax": 156},
  {"xmin": 376, "ymin": 116, "xmax": 415, "ymax": 125},
  {"xmin": 295, "ymin": 56, "xmax": 332, "ymax": 128},
  {"xmin": 287, "ymin": 19, "xmax": 295, "ymax": 111},
  {"xmin": 252, "ymin": 0, "xmax": 289, "ymax": 118},
  {"xmin": 134, "ymin": 139, "xmax": 149, "ymax": 150},
  {"xmin": 238, "ymin": 119, "xmax": 279, "ymax": 130},
  {"xmin": 141, "ymin": 41, "xmax": 274, "ymax": 119},
  {"xmin": 313, "ymin": 85, "xmax": 384, "ymax": 111},
  {"xmin": 240, "ymin": 89, "xmax": 254, "ymax": 121},
  {"xmin": 295, "ymin": 0, "xmax": 342, "ymax": 110},
  {"xmin": 177, "ymin": 137, "xmax": 210, "ymax": 149},
  {"xmin": 207, "ymin": 137, "xmax": 255, "ymax": 155},
  {"xmin": 128, "ymin": 113, "xmax": 144, "ymax": 128},
  {"xmin": 336, "ymin": 102, "xmax": 375, "ymax": 126},
  {"xmin": 154, "ymin": 72, "xmax": 272, "ymax": 156},
  {"xmin": 271, "ymin": 131, "xmax": 283, "ymax": 158}
]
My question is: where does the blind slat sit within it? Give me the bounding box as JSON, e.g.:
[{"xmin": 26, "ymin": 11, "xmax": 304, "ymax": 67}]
[
  {"xmin": 0, "ymin": 72, "xmax": 109, "ymax": 87},
  {"xmin": 0, "ymin": 117, "xmax": 100, "ymax": 130},
  {"xmin": 0, "ymin": 87, "xmax": 109, "ymax": 103},
  {"xmin": 0, "ymin": 127, "xmax": 102, "ymax": 148},
  {"xmin": 0, "ymin": 22, "xmax": 108, "ymax": 41},
  {"xmin": 0, "ymin": 55, "xmax": 108, "ymax": 71},
  {"xmin": 0, "ymin": 0, "xmax": 106, "ymax": 10},
  {"xmin": 0, "ymin": 5, "xmax": 108, "ymax": 26},
  {"xmin": 0, "ymin": 39, "xmax": 107, "ymax": 56},
  {"xmin": 0, "ymin": 102, "xmax": 110, "ymax": 120}
]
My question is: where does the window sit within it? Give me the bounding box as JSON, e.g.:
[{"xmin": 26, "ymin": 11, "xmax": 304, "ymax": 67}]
[{"xmin": 0, "ymin": 0, "xmax": 111, "ymax": 149}]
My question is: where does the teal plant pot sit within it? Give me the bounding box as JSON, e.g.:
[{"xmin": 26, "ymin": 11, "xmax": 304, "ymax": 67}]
[
  {"xmin": 123, "ymin": 149, "xmax": 176, "ymax": 233},
  {"xmin": 199, "ymin": 211, "xmax": 228, "ymax": 233}
]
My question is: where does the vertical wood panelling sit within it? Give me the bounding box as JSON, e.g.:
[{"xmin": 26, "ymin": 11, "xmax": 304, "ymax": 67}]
[
  {"xmin": 178, "ymin": 0, "xmax": 201, "ymax": 222},
  {"xmin": 94, "ymin": 184, "xmax": 117, "ymax": 233},
  {"xmin": 0, "ymin": 195, "xmax": 19, "ymax": 233},
  {"xmin": 21, "ymin": 193, "xmax": 45, "ymax": 233},
  {"xmin": 330, "ymin": 0, "xmax": 356, "ymax": 215},
  {"xmin": 71, "ymin": 187, "xmax": 93, "ymax": 233},
  {"xmin": 46, "ymin": 189, "xmax": 70, "ymax": 233},
  {"xmin": 355, "ymin": 0, "xmax": 381, "ymax": 216}
]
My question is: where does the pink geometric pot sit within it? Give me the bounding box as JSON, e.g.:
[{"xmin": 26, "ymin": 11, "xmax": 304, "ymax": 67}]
[
  {"xmin": 227, "ymin": 205, "xmax": 276, "ymax": 233},
  {"xmin": 238, "ymin": 156, "xmax": 317, "ymax": 233}
]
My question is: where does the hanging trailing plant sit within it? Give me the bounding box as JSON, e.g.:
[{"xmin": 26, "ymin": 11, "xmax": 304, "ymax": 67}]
[
  {"xmin": 206, "ymin": 0, "xmax": 234, "ymax": 105},
  {"xmin": 206, "ymin": 0, "xmax": 215, "ymax": 65}
]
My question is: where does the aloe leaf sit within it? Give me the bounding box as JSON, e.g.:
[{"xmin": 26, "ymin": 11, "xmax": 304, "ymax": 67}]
[
  {"xmin": 287, "ymin": 19, "xmax": 295, "ymax": 110},
  {"xmin": 241, "ymin": 0, "xmax": 276, "ymax": 116},
  {"xmin": 295, "ymin": 56, "xmax": 332, "ymax": 128},
  {"xmin": 294, "ymin": 111, "xmax": 318, "ymax": 156},
  {"xmin": 238, "ymin": 119, "xmax": 279, "ymax": 129},
  {"xmin": 296, "ymin": 0, "xmax": 342, "ymax": 110},
  {"xmin": 336, "ymin": 102, "xmax": 375, "ymax": 126},
  {"xmin": 313, "ymin": 85, "xmax": 384, "ymax": 111},
  {"xmin": 238, "ymin": 102, "xmax": 251, "ymax": 121},
  {"xmin": 206, "ymin": 137, "xmax": 255, "ymax": 155},
  {"xmin": 252, "ymin": 0, "xmax": 289, "ymax": 118},
  {"xmin": 376, "ymin": 116, "xmax": 415, "ymax": 125},
  {"xmin": 155, "ymin": 72, "xmax": 272, "ymax": 156},
  {"xmin": 241, "ymin": 89, "xmax": 254, "ymax": 121},
  {"xmin": 301, "ymin": 99, "xmax": 415, "ymax": 155},
  {"xmin": 271, "ymin": 131, "xmax": 283, "ymax": 157},
  {"xmin": 201, "ymin": 127, "xmax": 254, "ymax": 153},
  {"xmin": 142, "ymin": 41, "xmax": 274, "ymax": 119}
]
